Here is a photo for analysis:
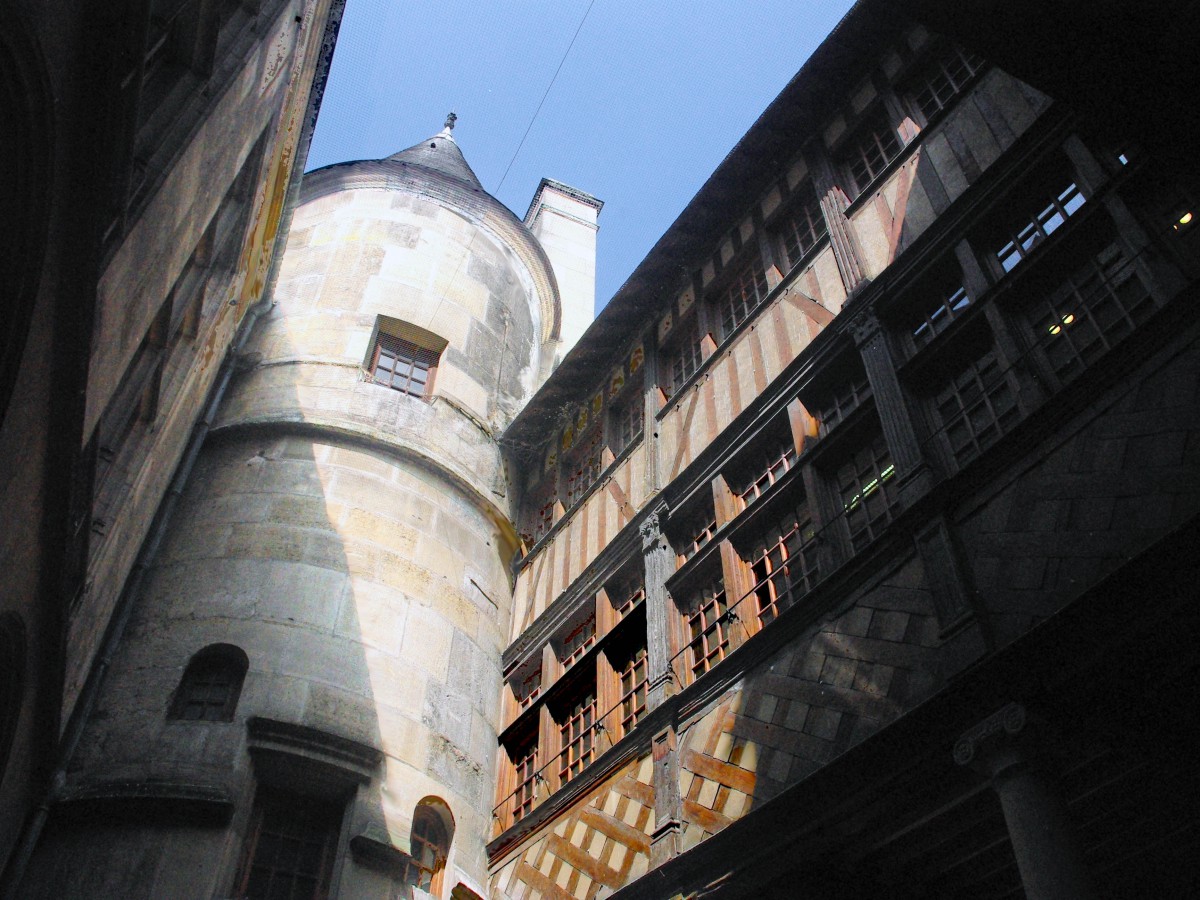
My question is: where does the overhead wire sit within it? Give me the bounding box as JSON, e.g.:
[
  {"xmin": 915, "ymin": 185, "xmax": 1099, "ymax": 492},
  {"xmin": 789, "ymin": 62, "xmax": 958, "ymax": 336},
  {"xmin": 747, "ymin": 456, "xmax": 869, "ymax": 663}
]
[{"xmin": 495, "ymin": 0, "xmax": 598, "ymax": 194}]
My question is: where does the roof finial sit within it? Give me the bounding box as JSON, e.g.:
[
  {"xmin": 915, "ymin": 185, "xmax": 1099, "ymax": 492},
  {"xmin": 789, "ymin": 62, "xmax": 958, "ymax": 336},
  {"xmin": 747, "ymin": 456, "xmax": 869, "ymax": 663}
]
[{"xmin": 444, "ymin": 111, "xmax": 457, "ymax": 132}]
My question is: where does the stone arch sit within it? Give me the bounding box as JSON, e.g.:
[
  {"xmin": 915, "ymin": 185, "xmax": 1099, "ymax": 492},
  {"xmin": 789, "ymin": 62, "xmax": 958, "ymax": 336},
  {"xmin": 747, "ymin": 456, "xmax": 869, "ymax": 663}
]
[{"xmin": 0, "ymin": 6, "xmax": 55, "ymax": 430}]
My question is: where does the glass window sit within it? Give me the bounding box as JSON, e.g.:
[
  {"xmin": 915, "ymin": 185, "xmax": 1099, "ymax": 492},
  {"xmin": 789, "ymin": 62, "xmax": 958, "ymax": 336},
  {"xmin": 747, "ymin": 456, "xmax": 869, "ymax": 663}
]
[
  {"xmin": 236, "ymin": 788, "xmax": 341, "ymax": 900},
  {"xmin": 835, "ymin": 431, "xmax": 898, "ymax": 552},
  {"xmin": 841, "ymin": 111, "xmax": 903, "ymax": 196},
  {"xmin": 748, "ymin": 503, "xmax": 820, "ymax": 626},
  {"xmin": 716, "ymin": 249, "xmax": 770, "ymax": 339},
  {"xmin": 169, "ymin": 644, "xmax": 247, "ymax": 722},
  {"xmin": 370, "ymin": 333, "xmax": 439, "ymax": 398},
  {"xmin": 905, "ymin": 44, "xmax": 984, "ymax": 121},
  {"xmin": 779, "ymin": 180, "xmax": 827, "ymax": 270}
]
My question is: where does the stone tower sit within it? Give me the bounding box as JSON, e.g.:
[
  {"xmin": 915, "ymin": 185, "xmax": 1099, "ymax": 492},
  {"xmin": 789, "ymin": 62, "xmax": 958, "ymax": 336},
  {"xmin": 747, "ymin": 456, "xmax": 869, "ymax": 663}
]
[{"xmin": 23, "ymin": 122, "xmax": 579, "ymax": 899}]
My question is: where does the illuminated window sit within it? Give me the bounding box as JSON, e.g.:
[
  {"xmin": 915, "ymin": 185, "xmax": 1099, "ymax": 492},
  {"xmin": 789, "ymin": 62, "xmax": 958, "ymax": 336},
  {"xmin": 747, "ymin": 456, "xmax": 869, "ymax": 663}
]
[
  {"xmin": 169, "ymin": 644, "xmax": 247, "ymax": 722},
  {"xmin": 748, "ymin": 503, "xmax": 820, "ymax": 627},
  {"xmin": 1030, "ymin": 243, "xmax": 1154, "ymax": 382},
  {"xmin": 235, "ymin": 788, "xmax": 341, "ymax": 900},
  {"xmin": 369, "ymin": 332, "xmax": 439, "ymax": 398},
  {"xmin": 716, "ymin": 248, "xmax": 770, "ymax": 339},
  {"xmin": 841, "ymin": 111, "xmax": 903, "ymax": 196},
  {"xmin": 905, "ymin": 44, "xmax": 984, "ymax": 122},
  {"xmin": 835, "ymin": 431, "xmax": 898, "ymax": 552},
  {"xmin": 685, "ymin": 580, "xmax": 731, "ymax": 681},
  {"xmin": 779, "ymin": 180, "xmax": 827, "ymax": 270}
]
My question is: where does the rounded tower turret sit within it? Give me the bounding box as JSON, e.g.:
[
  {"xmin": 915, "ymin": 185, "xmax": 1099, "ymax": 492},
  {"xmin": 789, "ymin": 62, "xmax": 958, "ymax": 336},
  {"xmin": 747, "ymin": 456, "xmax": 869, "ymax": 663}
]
[{"xmin": 23, "ymin": 122, "xmax": 558, "ymax": 899}]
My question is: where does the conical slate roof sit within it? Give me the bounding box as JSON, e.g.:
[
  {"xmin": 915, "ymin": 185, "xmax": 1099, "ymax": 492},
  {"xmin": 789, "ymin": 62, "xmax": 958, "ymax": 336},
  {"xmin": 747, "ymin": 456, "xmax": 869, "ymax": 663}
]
[{"xmin": 387, "ymin": 114, "xmax": 482, "ymax": 188}]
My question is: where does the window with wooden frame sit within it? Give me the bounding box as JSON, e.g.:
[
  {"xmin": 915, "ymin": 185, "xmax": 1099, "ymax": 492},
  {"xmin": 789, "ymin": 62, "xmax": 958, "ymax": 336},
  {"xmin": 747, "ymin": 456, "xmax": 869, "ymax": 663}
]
[
  {"xmin": 747, "ymin": 500, "xmax": 820, "ymax": 627},
  {"xmin": 554, "ymin": 675, "xmax": 597, "ymax": 785},
  {"xmin": 778, "ymin": 179, "xmax": 828, "ymax": 271},
  {"xmin": 607, "ymin": 569, "xmax": 646, "ymax": 622},
  {"xmin": 736, "ymin": 433, "xmax": 798, "ymax": 508},
  {"xmin": 521, "ymin": 473, "xmax": 558, "ymax": 547},
  {"xmin": 806, "ymin": 355, "xmax": 872, "ymax": 437},
  {"xmin": 613, "ymin": 640, "xmax": 648, "ymax": 738},
  {"xmin": 714, "ymin": 245, "xmax": 770, "ymax": 340},
  {"xmin": 563, "ymin": 430, "xmax": 602, "ymax": 508},
  {"xmin": 168, "ymin": 643, "xmax": 248, "ymax": 722},
  {"xmin": 683, "ymin": 579, "xmax": 731, "ymax": 681},
  {"xmin": 903, "ymin": 42, "xmax": 985, "ymax": 123},
  {"xmin": 369, "ymin": 333, "xmax": 439, "ymax": 398},
  {"xmin": 1026, "ymin": 241, "xmax": 1155, "ymax": 385},
  {"xmin": 405, "ymin": 806, "xmax": 449, "ymax": 895},
  {"xmin": 673, "ymin": 503, "xmax": 718, "ymax": 563},
  {"xmin": 833, "ymin": 428, "xmax": 898, "ymax": 553},
  {"xmin": 234, "ymin": 787, "xmax": 342, "ymax": 900},
  {"xmin": 609, "ymin": 384, "xmax": 644, "ymax": 457},
  {"xmin": 662, "ymin": 314, "xmax": 706, "ymax": 399},
  {"xmin": 558, "ymin": 611, "xmax": 597, "ymax": 671},
  {"xmin": 901, "ymin": 262, "xmax": 972, "ymax": 351},
  {"xmin": 921, "ymin": 324, "xmax": 1020, "ymax": 467},
  {"xmin": 989, "ymin": 166, "xmax": 1087, "ymax": 274},
  {"xmin": 839, "ymin": 110, "xmax": 903, "ymax": 197},
  {"xmin": 506, "ymin": 730, "xmax": 539, "ymax": 823},
  {"xmin": 514, "ymin": 666, "xmax": 542, "ymax": 712}
]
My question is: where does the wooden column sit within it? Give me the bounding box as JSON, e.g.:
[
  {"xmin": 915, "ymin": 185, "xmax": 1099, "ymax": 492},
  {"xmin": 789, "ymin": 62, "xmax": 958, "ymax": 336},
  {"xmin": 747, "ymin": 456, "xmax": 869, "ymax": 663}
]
[
  {"xmin": 850, "ymin": 308, "xmax": 934, "ymax": 502},
  {"xmin": 641, "ymin": 507, "xmax": 676, "ymax": 710},
  {"xmin": 649, "ymin": 725, "xmax": 682, "ymax": 869}
]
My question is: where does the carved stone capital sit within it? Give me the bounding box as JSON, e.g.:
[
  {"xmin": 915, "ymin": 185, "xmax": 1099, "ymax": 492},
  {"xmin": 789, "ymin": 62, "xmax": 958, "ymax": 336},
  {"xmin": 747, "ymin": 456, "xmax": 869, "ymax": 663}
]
[{"xmin": 953, "ymin": 702, "xmax": 1027, "ymax": 767}]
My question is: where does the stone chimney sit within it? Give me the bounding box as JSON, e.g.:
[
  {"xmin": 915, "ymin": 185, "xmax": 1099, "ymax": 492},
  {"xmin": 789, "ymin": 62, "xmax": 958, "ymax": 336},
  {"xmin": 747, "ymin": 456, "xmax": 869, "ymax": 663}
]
[{"xmin": 525, "ymin": 178, "xmax": 603, "ymax": 360}]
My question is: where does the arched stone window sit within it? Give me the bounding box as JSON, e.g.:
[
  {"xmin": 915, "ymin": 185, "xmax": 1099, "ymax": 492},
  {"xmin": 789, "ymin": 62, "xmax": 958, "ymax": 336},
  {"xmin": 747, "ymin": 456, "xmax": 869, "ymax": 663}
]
[
  {"xmin": 0, "ymin": 613, "xmax": 26, "ymax": 785},
  {"xmin": 168, "ymin": 644, "xmax": 248, "ymax": 722},
  {"xmin": 407, "ymin": 799, "xmax": 454, "ymax": 895}
]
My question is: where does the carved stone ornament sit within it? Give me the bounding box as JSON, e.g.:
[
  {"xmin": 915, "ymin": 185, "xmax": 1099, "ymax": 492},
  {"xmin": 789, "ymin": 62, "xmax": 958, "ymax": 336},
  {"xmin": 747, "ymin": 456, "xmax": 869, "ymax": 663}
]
[{"xmin": 953, "ymin": 702, "xmax": 1027, "ymax": 766}]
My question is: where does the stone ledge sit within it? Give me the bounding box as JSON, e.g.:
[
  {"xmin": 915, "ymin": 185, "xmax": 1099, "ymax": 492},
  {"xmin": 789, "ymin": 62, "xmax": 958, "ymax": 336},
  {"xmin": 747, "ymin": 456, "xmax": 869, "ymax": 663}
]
[{"xmin": 54, "ymin": 779, "xmax": 234, "ymax": 825}]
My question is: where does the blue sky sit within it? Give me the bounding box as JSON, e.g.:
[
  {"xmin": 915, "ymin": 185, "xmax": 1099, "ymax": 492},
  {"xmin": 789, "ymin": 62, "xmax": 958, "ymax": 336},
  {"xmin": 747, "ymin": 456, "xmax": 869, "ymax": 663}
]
[{"xmin": 308, "ymin": 0, "xmax": 858, "ymax": 309}]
